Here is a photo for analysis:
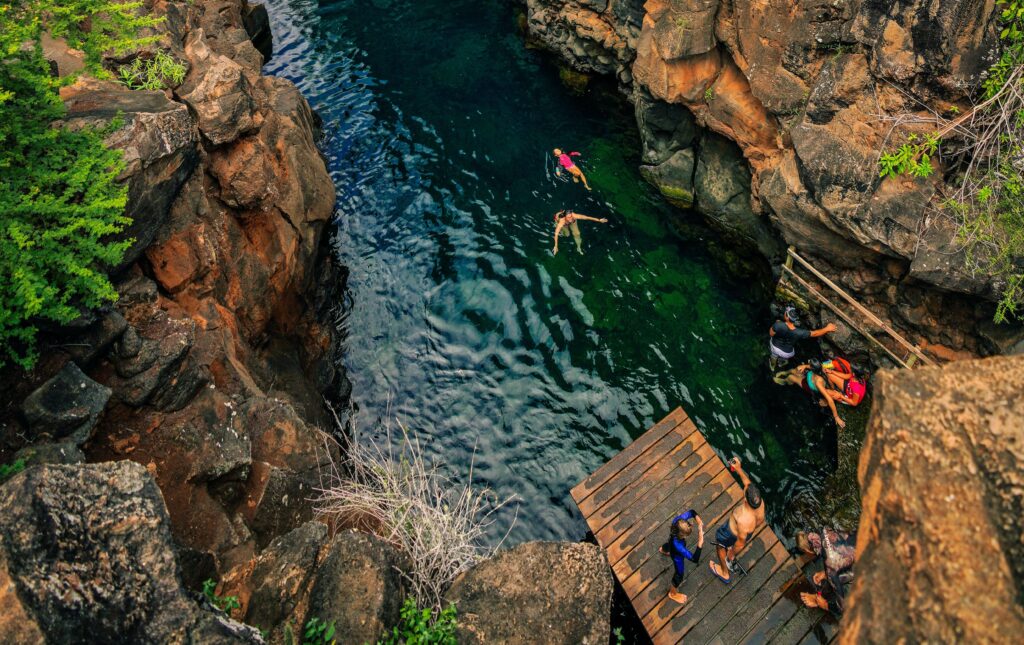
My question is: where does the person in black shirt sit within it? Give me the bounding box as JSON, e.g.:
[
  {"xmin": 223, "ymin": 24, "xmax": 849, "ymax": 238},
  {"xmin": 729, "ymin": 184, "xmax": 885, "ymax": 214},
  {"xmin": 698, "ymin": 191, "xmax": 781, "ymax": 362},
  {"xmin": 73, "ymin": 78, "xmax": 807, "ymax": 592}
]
[{"xmin": 769, "ymin": 306, "xmax": 836, "ymax": 368}]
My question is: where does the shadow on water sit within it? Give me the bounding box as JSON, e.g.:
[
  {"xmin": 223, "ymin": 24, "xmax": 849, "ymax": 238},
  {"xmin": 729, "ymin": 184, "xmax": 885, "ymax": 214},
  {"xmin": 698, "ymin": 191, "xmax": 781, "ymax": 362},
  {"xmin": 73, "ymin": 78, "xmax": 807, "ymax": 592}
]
[{"xmin": 262, "ymin": 0, "xmax": 839, "ymax": 556}]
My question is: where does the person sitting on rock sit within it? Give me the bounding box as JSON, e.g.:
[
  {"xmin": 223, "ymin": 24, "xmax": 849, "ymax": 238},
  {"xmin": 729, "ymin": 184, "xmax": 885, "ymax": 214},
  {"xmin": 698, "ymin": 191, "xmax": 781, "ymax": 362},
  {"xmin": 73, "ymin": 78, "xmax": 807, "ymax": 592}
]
[
  {"xmin": 552, "ymin": 210, "xmax": 607, "ymax": 255},
  {"xmin": 797, "ymin": 528, "xmax": 856, "ymax": 617},
  {"xmin": 659, "ymin": 509, "xmax": 704, "ymax": 604},
  {"xmin": 780, "ymin": 360, "xmax": 847, "ymax": 429},
  {"xmin": 710, "ymin": 457, "xmax": 764, "ymax": 583},
  {"xmin": 552, "ymin": 148, "xmax": 592, "ymax": 190},
  {"xmin": 769, "ymin": 306, "xmax": 836, "ymax": 368},
  {"xmin": 822, "ymin": 357, "xmax": 869, "ymax": 407}
]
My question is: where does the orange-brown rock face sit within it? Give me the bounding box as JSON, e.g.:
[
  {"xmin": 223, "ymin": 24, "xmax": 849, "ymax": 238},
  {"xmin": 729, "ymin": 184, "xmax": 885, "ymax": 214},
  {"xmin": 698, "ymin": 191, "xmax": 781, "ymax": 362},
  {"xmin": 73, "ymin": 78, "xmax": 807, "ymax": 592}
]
[
  {"xmin": 527, "ymin": 0, "xmax": 1024, "ymax": 358},
  {"xmin": 841, "ymin": 355, "xmax": 1024, "ymax": 641},
  {"xmin": 0, "ymin": 0, "xmax": 341, "ymax": 576}
]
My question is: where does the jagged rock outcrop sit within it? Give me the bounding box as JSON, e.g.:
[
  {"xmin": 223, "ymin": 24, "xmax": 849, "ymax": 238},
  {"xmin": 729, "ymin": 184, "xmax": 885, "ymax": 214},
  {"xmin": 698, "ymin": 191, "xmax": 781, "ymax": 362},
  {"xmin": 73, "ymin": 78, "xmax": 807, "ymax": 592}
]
[
  {"xmin": 444, "ymin": 541, "xmax": 613, "ymax": 645},
  {"xmin": 841, "ymin": 354, "xmax": 1024, "ymax": 641},
  {"xmin": 219, "ymin": 524, "xmax": 409, "ymax": 644},
  {"xmin": 0, "ymin": 0, "xmax": 340, "ymax": 578},
  {"xmin": 526, "ymin": 0, "xmax": 1024, "ymax": 360},
  {"xmin": 0, "ymin": 461, "xmax": 261, "ymax": 643}
]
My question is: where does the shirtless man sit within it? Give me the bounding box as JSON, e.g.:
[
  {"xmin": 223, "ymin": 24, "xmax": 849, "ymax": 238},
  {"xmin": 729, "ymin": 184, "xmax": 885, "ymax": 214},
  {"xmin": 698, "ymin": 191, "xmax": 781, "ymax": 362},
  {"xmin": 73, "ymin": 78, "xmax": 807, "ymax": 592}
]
[
  {"xmin": 552, "ymin": 210, "xmax": 607, "ymax": 255},
  {"xmin": 710, "ymin": 457, "xmax": 765, "ymax": 583}
]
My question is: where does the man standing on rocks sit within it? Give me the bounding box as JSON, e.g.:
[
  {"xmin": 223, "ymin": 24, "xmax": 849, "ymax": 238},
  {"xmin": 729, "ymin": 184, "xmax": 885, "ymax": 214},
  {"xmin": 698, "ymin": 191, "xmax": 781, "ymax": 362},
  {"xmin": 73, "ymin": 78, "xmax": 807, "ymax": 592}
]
[
  {"xmin": 769, "ymin": 305, "xmax": 836, "ymax": 369},
  {"xmin": 710, "ymin": 457, "xmax": 764, "ymax": 583}
]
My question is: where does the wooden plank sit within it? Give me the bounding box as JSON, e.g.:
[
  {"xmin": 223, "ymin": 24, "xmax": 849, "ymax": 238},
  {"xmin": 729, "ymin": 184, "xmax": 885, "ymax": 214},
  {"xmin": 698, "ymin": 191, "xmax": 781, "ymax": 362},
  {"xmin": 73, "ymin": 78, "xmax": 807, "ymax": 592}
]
[
  {"xmin": 582, "ymin": 422, "xmax": 703, "ymax": 534},
  {"xmin": 620, "ymin": 493, "xmax": 740, "ymax": 609},
  {"xmin": 737, "ymin": 588, "xmax": 803, "ymax": 644},
  {"xmin": 769, "ymin": 603, "xmax": 830, "ymax": 645},
  {"xmin": 649, "ymin": 531, "xmax": 787, "ymax": 644},
  {"xmin": 605, "ymin": 460, "xmax": 731, "ymax": 568},
  {"xmin": 782, "ymin": 266, "xmax": 910, "ymax": 368},
  {"xmin": 706, "ymin": 560, "xmax": 805, "ymax": 645},
  {"xmin": 708, "ymin": 563, "xmax": 802, "ymax": 645},
  {"xmin": 571, "ymin": 407, "xmax": 686, "ymax": 504},
  {"xmin": 796, "ymin": 614, "xmax": 840, "ymax": 645},
  {"xmin": 595, "ymin": 442, "xmax": 719, "ymax": 554},
  {"xmin": 577, "ymin": 418, "xmax": 700, "ymax": 521},
  {"xmin": 786, "ymin": 249, "xmax": 934, "ymax": 366}
]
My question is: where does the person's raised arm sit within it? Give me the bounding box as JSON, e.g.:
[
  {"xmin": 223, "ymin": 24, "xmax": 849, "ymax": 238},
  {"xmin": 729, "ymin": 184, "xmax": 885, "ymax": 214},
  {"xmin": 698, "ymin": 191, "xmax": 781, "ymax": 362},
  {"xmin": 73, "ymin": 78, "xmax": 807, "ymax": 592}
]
[
  {"xmin": 809, "ymin": 323, "xmax": 837, "ymax": 338},
  {"xmin": 729, "ymin": 457, "xmax": 751, "ymax": 489}
]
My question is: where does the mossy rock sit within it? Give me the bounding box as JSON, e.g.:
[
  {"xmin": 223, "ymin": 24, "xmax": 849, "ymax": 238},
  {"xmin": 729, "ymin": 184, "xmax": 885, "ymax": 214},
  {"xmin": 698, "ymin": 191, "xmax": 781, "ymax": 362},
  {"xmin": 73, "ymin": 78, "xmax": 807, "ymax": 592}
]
[{"xmin": 558, "ymin": 66, "xmax": 590, "ymax": 95}]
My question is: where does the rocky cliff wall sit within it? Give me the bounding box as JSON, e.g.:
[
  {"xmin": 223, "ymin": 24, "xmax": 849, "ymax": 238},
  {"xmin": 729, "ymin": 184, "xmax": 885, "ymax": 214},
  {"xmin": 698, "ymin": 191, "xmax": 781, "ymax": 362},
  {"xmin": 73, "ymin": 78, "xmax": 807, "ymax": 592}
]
[
  {"xmin": 840, "ymin": 354, "xmax": 1024, "ymax": 641},
  {"xmin": 0, "ymin": 0, "xmax": 338, "ymax": 577},
  {"xmin": 525, "ymin": 0, "xmax": 1024, "ymax": 360}
]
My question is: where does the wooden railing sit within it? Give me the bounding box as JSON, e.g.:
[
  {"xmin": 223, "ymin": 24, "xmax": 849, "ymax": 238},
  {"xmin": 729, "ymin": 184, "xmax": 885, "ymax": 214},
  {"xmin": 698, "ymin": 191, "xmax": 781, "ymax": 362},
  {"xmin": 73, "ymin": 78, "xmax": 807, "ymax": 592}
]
[{"xmin": 779, "ymin": 247, "xmax": 936, "ymax": 368}]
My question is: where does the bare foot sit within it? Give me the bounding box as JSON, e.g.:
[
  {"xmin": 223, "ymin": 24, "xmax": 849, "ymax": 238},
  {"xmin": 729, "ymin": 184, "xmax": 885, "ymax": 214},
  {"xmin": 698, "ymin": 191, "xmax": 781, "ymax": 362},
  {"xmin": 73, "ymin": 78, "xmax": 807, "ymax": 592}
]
[
  {"xmin": 668, "ymin": 591, "xmax": 688, "ymax": 604},
  {"xmin": 709, "ymin": 561, "xmax": 731, "ymax": 583}
]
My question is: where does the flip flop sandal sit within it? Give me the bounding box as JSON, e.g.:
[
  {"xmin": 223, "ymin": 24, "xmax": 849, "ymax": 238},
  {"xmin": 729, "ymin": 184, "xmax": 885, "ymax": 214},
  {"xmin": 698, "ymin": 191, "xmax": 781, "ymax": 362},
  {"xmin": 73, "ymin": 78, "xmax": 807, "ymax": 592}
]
[{"xmin": 709, "ymin": 561, "xmax": 731, "ymax": 584}]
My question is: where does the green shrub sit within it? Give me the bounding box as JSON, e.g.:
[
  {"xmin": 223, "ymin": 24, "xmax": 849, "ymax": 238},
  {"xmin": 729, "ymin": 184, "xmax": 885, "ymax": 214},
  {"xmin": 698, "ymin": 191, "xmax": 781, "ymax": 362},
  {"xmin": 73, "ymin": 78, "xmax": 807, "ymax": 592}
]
[
  {"xmin": 877, "ymin": 0, "xmax": 1024, "ymax": 322},
  {"xmin": 0, "ymin": 1, "xmax": 162, "ymax": 368},
  {"xmin": 378, "ymin": 598, "xmax": 457, "ymax": 645},
  {"xmin": 201, "ymin": 578, "xmax": 240, "ymax": 614},
  {"xmin": 283, "ymin": 617, "xmax": 337, "ymax": 645},
  {"xmin": 0, "ymin": 458, "xmax": 27, "ymax": 483},
  {"xmin": 118, "ymin": 50, "xmax": 186, "ymax": 90}
]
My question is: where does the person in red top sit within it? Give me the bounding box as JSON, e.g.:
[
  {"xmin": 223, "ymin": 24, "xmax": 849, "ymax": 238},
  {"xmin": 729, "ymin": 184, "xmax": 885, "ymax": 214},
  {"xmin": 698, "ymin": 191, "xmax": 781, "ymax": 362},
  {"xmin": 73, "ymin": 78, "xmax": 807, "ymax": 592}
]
[{"xmin": 552, "ymin": 148, "xmax": 592, "ymax": 190}]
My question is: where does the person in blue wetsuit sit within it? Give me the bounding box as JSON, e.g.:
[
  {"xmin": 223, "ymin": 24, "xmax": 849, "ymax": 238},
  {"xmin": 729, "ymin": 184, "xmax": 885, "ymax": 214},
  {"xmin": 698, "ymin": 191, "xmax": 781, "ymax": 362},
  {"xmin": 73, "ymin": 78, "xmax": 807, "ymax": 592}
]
[{"xmin": 659, "ymin": 509, "xmax": 704, "ymax": 604}]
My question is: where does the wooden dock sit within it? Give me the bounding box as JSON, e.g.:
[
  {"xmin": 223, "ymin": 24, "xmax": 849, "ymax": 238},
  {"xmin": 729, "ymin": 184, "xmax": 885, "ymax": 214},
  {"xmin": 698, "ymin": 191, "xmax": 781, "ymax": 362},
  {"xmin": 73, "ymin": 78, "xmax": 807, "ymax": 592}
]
[{"xmin": 571, "ymin": 407, "xmax": 839, "ymax": 644}]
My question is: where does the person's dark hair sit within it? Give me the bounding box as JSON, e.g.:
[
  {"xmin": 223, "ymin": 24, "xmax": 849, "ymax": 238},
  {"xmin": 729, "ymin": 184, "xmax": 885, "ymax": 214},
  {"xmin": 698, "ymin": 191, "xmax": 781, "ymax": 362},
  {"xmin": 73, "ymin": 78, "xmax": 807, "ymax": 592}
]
[
  {"xmin": 672, "ymin": 519, "xmax": 693, "ymax": 541},
  {"xmin": 852, "ymin": 364, "xmax": 870, "ymax": 380},
  {"xmin": 745, "ymin": 484, "xmax": 762, "ymax": 509},
  {"xmin": 784, "ymin": 305, "xmax": 801, "ymax": 326},
  {"xmin": 808, "ymin": 358, "xmax": 822, "ymax": 372}
]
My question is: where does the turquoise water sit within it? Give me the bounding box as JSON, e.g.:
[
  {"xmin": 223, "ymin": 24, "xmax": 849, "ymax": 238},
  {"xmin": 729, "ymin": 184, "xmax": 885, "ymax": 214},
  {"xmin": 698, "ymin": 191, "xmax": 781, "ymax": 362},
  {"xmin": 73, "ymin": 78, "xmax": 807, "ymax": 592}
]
[{"xmin": 263, "ymin": 0, "xmax": 830, "ymax": 544}]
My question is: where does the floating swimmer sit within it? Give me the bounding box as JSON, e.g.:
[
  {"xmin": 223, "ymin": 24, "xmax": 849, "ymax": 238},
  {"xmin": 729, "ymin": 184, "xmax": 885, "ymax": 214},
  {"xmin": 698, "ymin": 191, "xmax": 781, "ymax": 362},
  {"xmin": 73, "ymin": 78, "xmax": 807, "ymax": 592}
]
[
  {"xmin": 552, "ymin": 148, "xmax": 592, "ymax": 191},
  {"xmin": 553, "ymin": 210, "xmax": 607, "ymax": 255}
]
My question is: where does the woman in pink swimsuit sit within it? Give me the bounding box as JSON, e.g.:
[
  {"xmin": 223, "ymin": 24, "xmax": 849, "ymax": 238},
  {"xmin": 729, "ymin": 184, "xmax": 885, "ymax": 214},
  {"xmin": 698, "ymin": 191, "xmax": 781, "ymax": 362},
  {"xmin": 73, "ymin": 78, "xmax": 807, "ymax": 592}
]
[{"xmin": 552, "ymin": 148, "xmax": 592, "ymax": 190}]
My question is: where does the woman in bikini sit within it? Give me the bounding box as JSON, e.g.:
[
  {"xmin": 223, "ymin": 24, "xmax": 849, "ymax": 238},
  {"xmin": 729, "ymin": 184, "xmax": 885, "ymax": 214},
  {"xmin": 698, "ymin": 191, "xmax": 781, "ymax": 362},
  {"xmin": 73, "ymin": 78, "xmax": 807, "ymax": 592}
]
[
  {"xmin": 552, "ymin": 148, "xmax": 592, "ymax": 190},
  {"xmin": 822, "ymin": 358, "xmax": 868, "ymax": 407},
  {"xmin": 783, "ymin": 360, "xmax": 846, "ymax": 429},
  {"xmin": 553, "ymin": 210, "xmax": 607, "ymax": 255}
]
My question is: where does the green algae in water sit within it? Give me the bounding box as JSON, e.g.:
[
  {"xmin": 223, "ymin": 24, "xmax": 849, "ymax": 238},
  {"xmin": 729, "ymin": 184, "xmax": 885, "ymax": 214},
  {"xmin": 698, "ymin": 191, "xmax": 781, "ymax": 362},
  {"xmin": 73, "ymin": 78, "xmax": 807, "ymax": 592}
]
[{"xmin": 263, "ymin": 0, "xmax": 843, "ymax": 543}]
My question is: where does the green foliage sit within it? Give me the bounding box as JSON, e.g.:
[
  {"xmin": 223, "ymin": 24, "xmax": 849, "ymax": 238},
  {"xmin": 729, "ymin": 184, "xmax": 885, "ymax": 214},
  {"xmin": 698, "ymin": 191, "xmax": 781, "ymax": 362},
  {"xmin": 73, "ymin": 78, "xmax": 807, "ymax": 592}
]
[
  {"xmin": 201, "ymin": 578, "xmax": 240, "ymax": 614},
  {"xmin": 0, "ymin": 1, "xmax": 164, "ymax": 368},
  {"xmin": 703, "ymin": 87, "xmax": 714, "ymax": 102},
  {"xmin": 0, "ymin": 458, "xmax": 27, "ymax": 483},
  {"xmin": 283, "ymin": 617, "xmax": 337, "ymax": 645},
  {"xmin": 613, "ymin": 627, "xmax": 626, "ymax": 644},
  {"xmin": 877, "ymin": 0, "xmax": 1024, "ymax": 322},
  {"xmin": 877, "ymin": 132, "xmax": 940, "ymax": 179},
  {"xmin": 378, "ymin": 598, "xmax": 457, "ymax": 645},
  {"xmin": 118, "ymin": 50, "xmax": 186, "ymax": 90}
]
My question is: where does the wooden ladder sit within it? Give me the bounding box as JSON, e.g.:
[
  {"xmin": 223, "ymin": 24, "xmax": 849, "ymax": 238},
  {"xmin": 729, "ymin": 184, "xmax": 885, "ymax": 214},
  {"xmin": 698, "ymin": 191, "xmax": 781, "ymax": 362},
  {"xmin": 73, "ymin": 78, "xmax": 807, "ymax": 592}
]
[{"xmin": 779, "ymin": 247, "xmax": 936, "ymax": 368}]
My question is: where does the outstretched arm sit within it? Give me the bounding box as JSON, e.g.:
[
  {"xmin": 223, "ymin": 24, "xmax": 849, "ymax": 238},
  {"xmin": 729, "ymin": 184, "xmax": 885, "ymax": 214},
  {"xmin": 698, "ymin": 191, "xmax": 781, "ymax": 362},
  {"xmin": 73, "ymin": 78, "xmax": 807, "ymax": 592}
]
[
  {"xmin": 819, "ymin": 380, "xmax": 846, "ymax": 428},
  {"xmin": 729, "ymin": 457, "xmax": 751, "ymax": 489},
  {"xmin": 809, "ymin": 323, "xmax": 837, "ymax": 338},
  {"xmin": 552, "ymin": 221, "xmax": 564, "ymax": 254},
  {"xmin": 572, "ymin": 214, "xmax": 608, "ymax": 223}
]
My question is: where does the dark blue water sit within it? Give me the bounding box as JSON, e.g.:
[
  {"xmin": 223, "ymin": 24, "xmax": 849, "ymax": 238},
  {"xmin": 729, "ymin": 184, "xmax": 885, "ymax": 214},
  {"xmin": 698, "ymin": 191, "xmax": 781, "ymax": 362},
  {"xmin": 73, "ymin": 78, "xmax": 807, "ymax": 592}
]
[{"xmin": 263, "ymin": 0, "xmax": 830, "ymax": 545}]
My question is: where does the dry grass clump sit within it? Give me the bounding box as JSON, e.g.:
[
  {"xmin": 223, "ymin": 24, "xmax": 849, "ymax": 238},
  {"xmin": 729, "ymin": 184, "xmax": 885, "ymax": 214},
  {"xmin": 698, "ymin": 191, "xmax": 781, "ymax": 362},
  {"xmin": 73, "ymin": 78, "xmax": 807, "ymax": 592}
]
[{"xmin": 313, "ymin": 407, "xmax": 517, "ymax": 611}]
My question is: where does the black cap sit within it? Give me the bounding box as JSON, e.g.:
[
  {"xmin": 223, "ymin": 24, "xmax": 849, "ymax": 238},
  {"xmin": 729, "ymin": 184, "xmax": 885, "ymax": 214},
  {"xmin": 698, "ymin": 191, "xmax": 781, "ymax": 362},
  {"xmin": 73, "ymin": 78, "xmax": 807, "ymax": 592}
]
[{"xmin": 784, "ymin": 306, "xmax": 801, "ymax": 326}]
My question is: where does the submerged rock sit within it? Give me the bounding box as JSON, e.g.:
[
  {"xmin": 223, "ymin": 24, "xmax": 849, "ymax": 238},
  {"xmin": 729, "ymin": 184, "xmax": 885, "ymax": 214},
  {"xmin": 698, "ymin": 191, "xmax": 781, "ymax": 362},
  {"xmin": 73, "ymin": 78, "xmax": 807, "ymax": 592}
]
[
  {"xmin": 0, "ymin": 462, "xmax": 261, "ymax": 643},
  {"xmin": 444, "ymin": 541, "xmax": 613, "ymax": 645}
]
